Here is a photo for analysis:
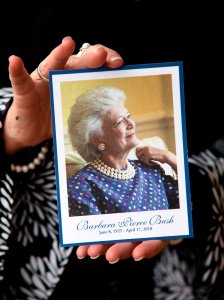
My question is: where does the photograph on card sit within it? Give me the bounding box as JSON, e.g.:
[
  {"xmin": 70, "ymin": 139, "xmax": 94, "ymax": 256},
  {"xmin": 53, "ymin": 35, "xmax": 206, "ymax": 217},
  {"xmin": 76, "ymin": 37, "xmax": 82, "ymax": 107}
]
[{"xmin": 49, "ymin": 62, "xmax": 193, "ymax": 246}]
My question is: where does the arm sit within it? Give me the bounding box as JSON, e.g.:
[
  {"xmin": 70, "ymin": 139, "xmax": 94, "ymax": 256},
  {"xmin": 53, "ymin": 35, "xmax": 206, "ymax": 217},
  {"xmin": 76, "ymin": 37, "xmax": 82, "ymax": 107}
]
[
  {"xmin": 0, "ymin": 39, "xmax": 124, "ymax": 282},
  {"xmin": 3, "ymin": 38, "xmax": 170, "ymax": 265}
]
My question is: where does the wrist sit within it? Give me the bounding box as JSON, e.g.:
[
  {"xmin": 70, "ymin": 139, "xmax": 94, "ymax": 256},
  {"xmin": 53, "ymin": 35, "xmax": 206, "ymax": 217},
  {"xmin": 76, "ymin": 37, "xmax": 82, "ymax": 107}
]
[
  {"xmin": 166, "ymin": 151, "xmax": 177, "ymax": 173},
  {"xmin": 9, "ymin": 139, "xmax": 52, "ymax": 173}
]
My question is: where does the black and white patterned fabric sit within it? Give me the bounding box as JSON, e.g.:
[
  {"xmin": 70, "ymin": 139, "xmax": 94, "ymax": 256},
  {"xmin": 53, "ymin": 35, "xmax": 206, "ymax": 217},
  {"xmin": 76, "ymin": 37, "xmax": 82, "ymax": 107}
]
[
  {"xmin": 0, "ymin": 87, "xmax": 223, "ymax": 299},
  {"xmin": 0, "ymin": 88, "xmax": 73, "ymax": 299},
  {"xmin": 153, "ymin": 141, "xmax": 224, "ymax": 299}
]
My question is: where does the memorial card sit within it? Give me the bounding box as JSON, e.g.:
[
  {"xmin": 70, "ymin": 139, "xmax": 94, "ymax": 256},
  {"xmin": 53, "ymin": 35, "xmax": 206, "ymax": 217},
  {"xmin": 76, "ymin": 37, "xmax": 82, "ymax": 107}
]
[{"xmin": 49, "ymin": 62, "xmax": 193, "ymax": 246}]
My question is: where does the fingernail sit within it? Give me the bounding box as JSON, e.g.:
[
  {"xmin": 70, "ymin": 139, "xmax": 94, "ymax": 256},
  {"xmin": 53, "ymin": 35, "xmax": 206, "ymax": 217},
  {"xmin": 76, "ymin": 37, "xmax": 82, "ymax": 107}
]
[
  {"xmin": 110, "ymin": 56, "xmax": 123, "ymax": 62},
  {"xmin": 90, "ymin": 255, "xmax": 100, "ymax": 260},
  {"xmin": 62, "ymin": 36, "xmax": 73, "ymax": 43},
  {"xmin": 8, "ymin": 55, "xmax": 16, "ymax": 62},
  {"xmin": 134, "ymin": 257, "xmax": 144, "ymax": 262},
  {"xmin": 77, "ymin": 256, "xmax": 85, "ymax": 260},
  {"xmin": 109, "ymin": 258, "xmax": 119, "ymax": 264}
]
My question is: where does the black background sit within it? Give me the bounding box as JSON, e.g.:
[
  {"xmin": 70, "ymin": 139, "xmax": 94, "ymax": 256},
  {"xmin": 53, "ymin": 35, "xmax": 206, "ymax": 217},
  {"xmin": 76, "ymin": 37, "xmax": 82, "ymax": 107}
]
[
  {"xmin": 1, "ymin": 1, "xmax": 223, "ymax": 298},
  {"xmin": 1, "ymin": 0, "xmax": 223, "ymax": 153}
]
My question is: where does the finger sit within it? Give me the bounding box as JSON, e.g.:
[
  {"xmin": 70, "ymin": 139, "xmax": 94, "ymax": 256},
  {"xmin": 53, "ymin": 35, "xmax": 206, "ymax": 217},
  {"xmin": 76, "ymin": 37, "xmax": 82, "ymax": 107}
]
[
  {"xmin": 87, "ymin": 243, "xmax": 112, "ymax": 259},
  {"xmin": 95, "ymin": 44, "xmax": 124, "ymax": 68},
  {"xmin": 105, "ymin": 242, "xmax": 141, "ymax": 263},
  {"xmin": 66, "ymin": 44, "xmax": 124, "ymax": 69},
  {"xmin": 76, "ymin": 245, "xmax": 90, "ymax": 259},
  {"xmin": 8, "ymin": 55, "xmax": 34, "ymax": 97},
  {"xmin": 32, "ymin": 36, "xmax": 76, "ymax": 80},
  {"xmin": 132, "ymin": 240, "xmax": 170, "ymax": 261},
  {"xmin": 136, "ymin": 147, "xmax": 145, "ymax": 155},
  {"xmin": 136, "ymin": 149, "xmax": 145, "ymax": 157},
  {"xmin": 136, "ymin": 150, "xmax": 147, "ymax": 161}
]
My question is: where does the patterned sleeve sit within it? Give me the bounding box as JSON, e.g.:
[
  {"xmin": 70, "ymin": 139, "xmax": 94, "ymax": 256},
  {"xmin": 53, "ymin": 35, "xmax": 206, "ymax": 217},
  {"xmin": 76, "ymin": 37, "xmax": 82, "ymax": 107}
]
[
  {"xmin": 153, "ymin": 137, "xmax": 224, "ymax": 299},
  {"xmin": 0, "ymin": 88, "xmax": 14, "ymax": 287},
  {"xmin": 0, "ymin": 87, "xmax": 73, "ymax": 299},
  {"xmin": 0, "ymin": 88, "xmax": 13, "ymax": 174}
]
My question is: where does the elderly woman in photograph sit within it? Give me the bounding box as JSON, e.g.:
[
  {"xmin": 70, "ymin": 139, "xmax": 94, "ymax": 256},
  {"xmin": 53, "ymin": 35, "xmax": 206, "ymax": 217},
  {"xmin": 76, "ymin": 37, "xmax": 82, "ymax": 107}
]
[{"xmin": 67, "ymin": 86, "xmax": 179, "ymax": 216}]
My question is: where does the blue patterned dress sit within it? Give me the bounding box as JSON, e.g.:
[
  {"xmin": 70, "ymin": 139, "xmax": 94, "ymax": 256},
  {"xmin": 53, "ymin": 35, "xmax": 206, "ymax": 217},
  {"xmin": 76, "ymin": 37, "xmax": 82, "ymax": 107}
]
[{"xmin": 67, "ymin": 160, "xmax": 179, "ymax": 216}]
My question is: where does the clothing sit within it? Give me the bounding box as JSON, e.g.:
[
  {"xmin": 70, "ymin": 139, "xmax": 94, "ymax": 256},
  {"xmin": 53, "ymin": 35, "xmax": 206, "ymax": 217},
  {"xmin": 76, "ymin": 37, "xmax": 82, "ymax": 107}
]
[
  {"xmin": 0, "ymin": 87, "xmax": 223, "ymax": 299},
  {"xmin": 68, "ymin": 160, "xmax": 179, "ymax": 216},
  {"xmin": 153, "ymin": 140, "xmax": 224, "ymax": 299},
  {"xmin": 0, "ymin": 88, "xmax": 73, "ymax": 299}
]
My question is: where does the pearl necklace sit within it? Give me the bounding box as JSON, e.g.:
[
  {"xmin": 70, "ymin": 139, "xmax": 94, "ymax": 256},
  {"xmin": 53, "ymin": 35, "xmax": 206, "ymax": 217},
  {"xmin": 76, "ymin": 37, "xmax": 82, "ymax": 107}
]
[{"xmin": 90, "ymin": 159, "xmax": 136, "ymax": 180}]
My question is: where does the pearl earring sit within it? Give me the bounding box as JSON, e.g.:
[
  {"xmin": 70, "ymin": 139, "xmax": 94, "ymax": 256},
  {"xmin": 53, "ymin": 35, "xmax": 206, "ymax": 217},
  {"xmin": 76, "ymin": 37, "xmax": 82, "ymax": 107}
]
[{"xmin": 98, "ymin": 143, "xmax": 105, "ymax": 151}]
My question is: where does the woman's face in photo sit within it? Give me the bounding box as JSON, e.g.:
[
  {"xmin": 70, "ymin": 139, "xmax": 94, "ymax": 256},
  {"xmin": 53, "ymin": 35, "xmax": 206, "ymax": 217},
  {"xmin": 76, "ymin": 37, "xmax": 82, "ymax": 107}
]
[{"xmin": 101, "ymin": 103, "xmax": 139, "ymax": 155}]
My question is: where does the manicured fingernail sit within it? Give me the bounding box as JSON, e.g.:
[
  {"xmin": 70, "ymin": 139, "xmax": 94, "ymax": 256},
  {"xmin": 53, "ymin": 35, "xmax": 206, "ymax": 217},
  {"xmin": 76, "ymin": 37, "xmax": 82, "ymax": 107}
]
[
  {"xmin": 62, "ymin": 36, "xmax": 73, "ymax": 43},
  {"xmin": 8, "ymin": 55, "xmax": 15, "ymax": 62},
  {"xmin": 90, "ymin": 255, "xmax": 100, "ymax": 260},
  {"xmin": 77, "ymin": 256, "xmax": 85, "ymax": 260},
  {"xmin": 134, "ymin": 257, "xmax": 144, "ymax": 262},
  {"xmin": 110, "ymin": 56, "xmax": 123, "ymax": 62},
  {"xmin": 109, "ymin": 259, "xmax": 119, "ymax": 264}
]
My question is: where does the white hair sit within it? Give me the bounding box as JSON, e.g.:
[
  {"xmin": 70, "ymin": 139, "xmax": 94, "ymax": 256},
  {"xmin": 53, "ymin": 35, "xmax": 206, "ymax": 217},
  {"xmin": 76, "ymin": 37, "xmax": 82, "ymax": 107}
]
[{"xmin": 67, "ymin": 86, "xmax": 126, "ymax": 162}]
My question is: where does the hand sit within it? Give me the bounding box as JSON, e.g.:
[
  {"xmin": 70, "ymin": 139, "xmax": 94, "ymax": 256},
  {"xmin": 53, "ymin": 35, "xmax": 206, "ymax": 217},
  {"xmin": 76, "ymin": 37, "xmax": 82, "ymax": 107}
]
[
  {"xmin": 4, "ymin": 37, "xmax": 123, "ymax": 155},
  {"xmin": 76, "ymin": 239, "xmax": 169, "ymax": 263},
  {"xmin": 136, "ymin": 146, "xmax": 177, "ymax": 173}
]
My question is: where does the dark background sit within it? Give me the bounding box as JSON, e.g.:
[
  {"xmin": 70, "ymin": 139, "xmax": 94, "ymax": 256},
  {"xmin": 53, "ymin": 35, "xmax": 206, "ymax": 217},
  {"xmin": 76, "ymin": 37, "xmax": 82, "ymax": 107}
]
[
  {"xmin": 1, "ymin": 1, "xmax": 223, "ymax": 298},
  {"xmin": 1, "ymin": 0, "xmax": 223, "ymax": 154}
]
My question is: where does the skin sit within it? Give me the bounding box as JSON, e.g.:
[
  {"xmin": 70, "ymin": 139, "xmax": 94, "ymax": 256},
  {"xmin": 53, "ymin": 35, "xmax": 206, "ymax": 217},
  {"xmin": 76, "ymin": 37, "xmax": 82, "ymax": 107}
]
[
  {"xmin": 93, "ymin": 103, "xmax": 139, "ymax": 169},
  {"xmin": 4, "ymin": 37, "xmax": 123, "ymax": 155},
  {"xmin": 136, "ymin": 145, "xmax": 177, "ymax": 174},
  {"xmin": 5, "ymin": 36, "xmax": 174, "ymax": 263},
  {"xmin": 79, "ymin": 105, "xmax": 177, "ymax": 263},
  {"xmin": 76, "ymin": 240, "xmax": 170, "ymax": 262}
]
